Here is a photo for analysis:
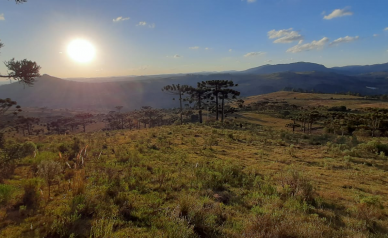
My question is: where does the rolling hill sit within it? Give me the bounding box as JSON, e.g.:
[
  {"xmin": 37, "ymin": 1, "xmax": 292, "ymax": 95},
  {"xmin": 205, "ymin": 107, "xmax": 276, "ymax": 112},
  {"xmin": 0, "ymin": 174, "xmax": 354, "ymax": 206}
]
[{"xmin": 1, "ymin": 62, "xmax": 388, "ymax": 110}]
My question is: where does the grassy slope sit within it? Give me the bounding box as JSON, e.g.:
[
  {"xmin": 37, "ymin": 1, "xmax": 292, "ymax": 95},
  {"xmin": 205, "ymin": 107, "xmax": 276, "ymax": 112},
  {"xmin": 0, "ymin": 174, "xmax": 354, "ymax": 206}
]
[
  {"xmin": 1, "ymin": 123, "xmax": 388, "ymax": 237},
  {"xmin": 244, "ymin": 91, "xmax": 388, "ymax": 109}
]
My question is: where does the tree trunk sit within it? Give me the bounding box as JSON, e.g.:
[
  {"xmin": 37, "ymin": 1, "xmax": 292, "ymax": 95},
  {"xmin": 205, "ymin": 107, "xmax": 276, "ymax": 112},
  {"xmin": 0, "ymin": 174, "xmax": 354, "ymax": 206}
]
[
  {"xmin": 179, "ymin": 91, "xmax": 183, "ymax": 125},
  {"xmin": 221, "ymin": 96, "xmax": 225, "ymax": 122},
  {"xmin": 215, "ymin": 86, "xmax": 219, "ymax": 121},
  {"xmin": 198, "ymin": 95, "xmax": 202, "ymax": 123}
]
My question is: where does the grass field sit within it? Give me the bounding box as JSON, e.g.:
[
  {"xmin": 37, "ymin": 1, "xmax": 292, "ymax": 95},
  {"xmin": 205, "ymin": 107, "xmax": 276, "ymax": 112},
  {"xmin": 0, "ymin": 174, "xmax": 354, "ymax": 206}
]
[
  {"xmin": 244, "ymin": 91, "xmax": 388, "ymax": 110},
  {"xmin": 1, "ymin": 122, "xmax": 388, "ymax": 237}
]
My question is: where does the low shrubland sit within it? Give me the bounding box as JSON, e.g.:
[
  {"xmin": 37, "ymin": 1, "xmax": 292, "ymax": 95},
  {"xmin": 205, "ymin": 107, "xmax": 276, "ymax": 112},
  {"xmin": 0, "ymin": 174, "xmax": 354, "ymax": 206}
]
[{"xmin": 0, "ymin": 124, "xmax": 387, "ymax": 237}]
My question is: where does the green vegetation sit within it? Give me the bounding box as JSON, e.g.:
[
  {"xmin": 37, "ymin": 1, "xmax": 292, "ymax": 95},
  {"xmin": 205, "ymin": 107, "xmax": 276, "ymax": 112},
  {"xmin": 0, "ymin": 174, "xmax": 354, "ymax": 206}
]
[{"xmin": 0, "ymin": 121, "xmax": 387, "ymax": 237}]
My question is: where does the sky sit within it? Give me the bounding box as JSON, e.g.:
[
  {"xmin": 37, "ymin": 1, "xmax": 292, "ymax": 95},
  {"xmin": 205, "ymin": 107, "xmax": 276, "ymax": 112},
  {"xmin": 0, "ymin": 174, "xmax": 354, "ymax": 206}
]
[{"xmin": 0, "ymin": 0, "xmax": 387, "ymax": 79}]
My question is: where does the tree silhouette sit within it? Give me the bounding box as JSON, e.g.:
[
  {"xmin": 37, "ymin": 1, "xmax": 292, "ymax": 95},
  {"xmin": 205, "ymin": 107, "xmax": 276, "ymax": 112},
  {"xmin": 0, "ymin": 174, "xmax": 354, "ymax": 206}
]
[
  {"xmin": 219, "ymin": 88, "xmax": 240, "ymax": 122},
  {"xmin": 162, "ymin": 84, "xmax": 190, "ymax": 125},
  {"xmin": 0, "ymin": 1, "xmax": 40, "ymax": 86},
  {"xmin": 75, "ymin": 113, "xmax": 94, "ymax": 133},
  {"xmin": 15, "ymin": 116, "xmax": 39, "ymax": 136},
  {"xmin": 200, "ymin": 80, "xmax": 240, "ymax": 121},
  {"xmin": 186, "ymin": 83, "xmax": 210, "ymax": 123},
  {"xmin": 0, "ymin": 98, "xmax": 22, "ymax": 131}
]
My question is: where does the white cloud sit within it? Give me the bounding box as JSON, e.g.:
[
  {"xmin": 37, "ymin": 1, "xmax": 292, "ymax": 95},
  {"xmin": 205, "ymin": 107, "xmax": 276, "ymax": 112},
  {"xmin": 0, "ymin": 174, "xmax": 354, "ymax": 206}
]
[
  {"xmin": 323, "ymin": 8, "xmax": 353, "ymax": 20},
  {"xmin": 373, "ymin": 34, "xmax": 379, "ymax": 37},
  {"xmin": 113, "ymin": 16, "xmax": 130, "ymax": 22},
  {"xmin": 329, "ymin": 36, "xmax": 359, "ymax": 46},
  {"xmin": 137, "ymin": 21, "xmax": 147, "ymax": 26},
  {"xmin": 137, "ymin": 21, "xmax": 155, "ymax": 28},
  {"xmin": 268, "ymin": 28, "xmax": 303, "ymax": 43},
  {"xmin": 243, "ymin": 52, "xmax": 265, "ymax": 57},
  {"xmin": 189, "ymin": 46, "xmax": 200, "ymax": 50},
  {"xmin": 286, "ymin": 37, "xmax": 329, "ymax": 53},
  {"xmin": 229, "ymin": 49, "xmax": 233, "ymax": 52},
  {"xmin": 385, "ymin": 27, "xmax": 388, "ymax": 31},
  {"xmin": 0, "ymin": 14, "xmax": 4, "ymax": 21},
  {"xmin": 247, "ymin": 0, "xmax": 256, "ymax": 2},
  {"xmin": 166, "ymin": 54, "xmax": 182, "ymax": 58}
]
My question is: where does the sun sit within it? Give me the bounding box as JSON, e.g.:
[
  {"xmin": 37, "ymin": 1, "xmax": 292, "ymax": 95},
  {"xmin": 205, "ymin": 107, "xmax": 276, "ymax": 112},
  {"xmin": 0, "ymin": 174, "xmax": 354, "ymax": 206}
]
[{"xmin": 67, "ymin": 39, "xmax": 96, "ymax": 63}]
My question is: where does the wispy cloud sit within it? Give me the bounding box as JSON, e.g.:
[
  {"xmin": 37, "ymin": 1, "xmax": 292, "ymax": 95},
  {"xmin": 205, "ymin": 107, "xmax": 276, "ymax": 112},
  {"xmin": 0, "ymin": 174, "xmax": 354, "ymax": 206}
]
[
  {"xmin": 113, "ymin": 16, "xmax": 130, "ymax": 22},
  {"xmin": 229, "ymin": 49, "xmax": 233, "ymax": 52},
  {"xmin": 329, "ymin": 36, "xmax": 359, "ymax": 46},
  {"xmin": 384, "ymin": 27, "xmax": 388, "ymax": 31},
  {"xmin": 0, "ymin": 14, "xmax": 4, "ymax": 21},
  {"xmin": 189, "ymin": 46, "xmax": 200, "ymax": 50},
  {"xmin": 137, "ymin": 21, "xmax": 147, "ymax": 26},
  {"xmin": 268, "ymin": 28, "xmax": 303, "ymax": 43},
  {"xmin": 166, "ymin": 54, "xmax": 181, "ymax": 58},
  {"xmin": 137, "ymin": 21, "xmax": 155, "ymax": 28},
  {"xmin": 287, "ymin": 37, "xmax": 329, "ymax": 53},
  {"xmin": 247, "ymin": 0, "xmax": 256, "ymax": 3},
  {"xmin": 243, "ymin": 52, "xmax": 265, "ymax": 57},
  {"xmin": 373, "ymin": 34, "xmax": 379, "ymax": 37},
  {"xmin": 323, "ymin": 8, "xmax": 353, "ymax": 20}
]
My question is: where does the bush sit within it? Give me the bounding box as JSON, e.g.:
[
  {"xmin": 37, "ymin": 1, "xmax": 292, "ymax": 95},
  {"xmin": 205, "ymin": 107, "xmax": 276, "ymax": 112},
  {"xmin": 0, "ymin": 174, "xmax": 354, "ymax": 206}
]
[
  {"xmin": 22, "ymin": 179, "xmax": 41, "ymax": 209},
  {"xmin": 279, "ymin": 167, "xmax": 315, "ymax": 202},
  {"xmin": 1, "ymin": 140, "xmax": 36, "ymax": 162},
  {"xmin": 0, "ymin": 133, "xmax": 4, "ymax": 149},
  {"xmin": 0, "ymin": 184, "xmax": 14, "ymax": 205},
  {"xmin": 21, "ymin": 141, "xmax": 36, "ymax": 156}
]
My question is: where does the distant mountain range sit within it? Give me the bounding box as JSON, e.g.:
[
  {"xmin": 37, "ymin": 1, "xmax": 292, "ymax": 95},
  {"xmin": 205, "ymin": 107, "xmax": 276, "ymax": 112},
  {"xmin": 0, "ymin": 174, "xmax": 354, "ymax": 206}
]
[
  {"xmin": 241, "ymin": 62, "xmax": 388, "ymax": 75},
  {"xmin": 1, "ymin": 61, "xmax": 388, "ymax": 110}
]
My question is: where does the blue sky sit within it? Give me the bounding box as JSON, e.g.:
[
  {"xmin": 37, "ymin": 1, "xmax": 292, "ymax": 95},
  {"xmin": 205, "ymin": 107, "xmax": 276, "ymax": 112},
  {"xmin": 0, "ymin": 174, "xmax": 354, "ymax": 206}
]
[{"xmin": 0, "ymin": 0, "xmax": 387, "ymax": 78}]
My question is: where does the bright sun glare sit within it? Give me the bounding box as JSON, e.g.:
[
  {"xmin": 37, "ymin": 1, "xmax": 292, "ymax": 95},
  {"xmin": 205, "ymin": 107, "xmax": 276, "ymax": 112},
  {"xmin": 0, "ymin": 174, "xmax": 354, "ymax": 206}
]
[{"xmin": 67, "ymin": 39, "xmax": 96, "ymax": 63}]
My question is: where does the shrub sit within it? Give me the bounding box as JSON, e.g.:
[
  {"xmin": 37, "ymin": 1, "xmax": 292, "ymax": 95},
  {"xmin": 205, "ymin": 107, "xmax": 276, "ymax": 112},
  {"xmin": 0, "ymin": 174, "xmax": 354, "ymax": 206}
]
[
  {"xmin": 21, "ymin": 141, "xmax": 36, "ymax": 156},
  {"xmin": 37, "ymin": 160, "xmax": 63, "ymax": 198},
  {"xmin": 90, "ymin": 217, "xmax": 116, "ymax": 238},
  {"xmin": 0, "ymin": 133, "xmax": 4, "ymax": 149},
  {"xmin": 22, "ymin": 179, "xmax": 41, "ymax": 209},
  {"xmin": 0, "ymin": 184, "xmax": 14, "ymax": 205},
  {"xmin": 278, "ymin": 167, "xmax": 315, "ymax": 202}
]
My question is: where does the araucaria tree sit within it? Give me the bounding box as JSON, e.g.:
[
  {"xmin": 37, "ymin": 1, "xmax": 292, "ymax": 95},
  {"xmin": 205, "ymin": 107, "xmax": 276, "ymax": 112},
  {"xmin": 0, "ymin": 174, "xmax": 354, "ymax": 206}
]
[
  {"xmin": 0, "ymin": 98, "xmax": 22, "ymax": 131},
  {"xmin": 0, "ymin": 0, "xmax": 40, "ymax": 133},
  {"xmin": 0, "ymin": 34, "xmax": 40, "ymax": 86},
  {"xmin": 162, "ymin": 84, "xmax": 190, "ymax": 125},
  {"xmin": 186, "ymin": 83, "xmax": 210, "ymax": 123},
  {"xmin": 75, "ymin": 113, "xmax": 94, "ymax": 133},
  {"xmin": 200, "ymin": 80, "xmax": 240, "ymax": 122}
]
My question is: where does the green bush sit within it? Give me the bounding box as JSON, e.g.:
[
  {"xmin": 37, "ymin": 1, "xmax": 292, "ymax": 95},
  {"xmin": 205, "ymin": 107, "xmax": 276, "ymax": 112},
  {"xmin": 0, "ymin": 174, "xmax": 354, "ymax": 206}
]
[
  {"xmin": 0, "ymin": 184, "xmax": 14, "ymax": 204},
  {"xmin": 22, "ymin": 179, "xmax": 41, "ymax": 209},
  {"xmin": 21, "ymin": 141, "xmax": 37, "ymax": 156}
]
